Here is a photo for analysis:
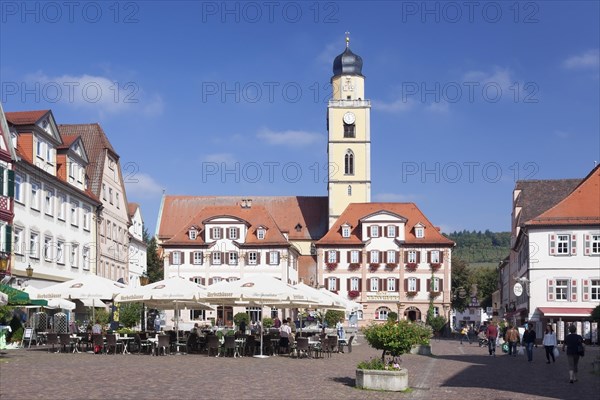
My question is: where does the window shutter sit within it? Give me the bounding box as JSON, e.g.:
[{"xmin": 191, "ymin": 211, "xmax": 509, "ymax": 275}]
[
  {"xmin": 7, "ymin": 170, "xmax": 15, "ymax": 197},
  {"xmin": 336, "ymin": 278, "xmax": 340, "ymax": 291},
  {"xmin": 245, "ymin": 252, "xmax": 249, "ymax": 263},
  {"xmin": 547, "ymin": 279, "xmax": 554, "ymax": 301},
  {"xmin": 440, "ymin": 250, "xmax": 444, "ymax": 263},
  {"xmin": 582, "ymin": 279, "xmax": 589, "ymax": 301},
  {"xmin": 395, "ymin": 278, "xmax": 399, "ymax": 292},
  {"xmin": 416, "ymin": 279, "xmax": 421, "ymax": 292},
  {"xmin": 257, "ymin": 252, "xmax": 261, "ymax": 264},
  {"xmin": 169, "ymin": 252, "xmax": 173, "ymax": 265},
  {"xmin": 417, "ymin": 251, "xmax": 421, "ymax": 263},
  {"xmin": 225, "ymin": 228, "xmax": 229, "ymax": 239},
  {"xmin": 200, "ymin": 278, "xmax": 205, "ymax": 285},
  {"xmin": 4, "ymin": 225, "xmax": 12, "ymax": 253},
  {"xmin": 404, "ymin": 279, "xmax": 408, "ymax": 292},
  {"xmin": 584, "ymin": 235, "xmax": 591, "ymax": 255},
  {"xmin": 347, "ymin": 251, "xmax": 351, "ymax": 263},
  {"xmin": 570, "ymin": 234, "xmax": 577, "ymax": 255},
  {"xmin": 336, "ymin": 251, "xmax": 340, "ymax": 263},
  {"xmin": 189, "ymin": 252, "xmax": 193, "ymax": 263},
  {"xmin": 359, "ymin": 251, "xmax": 363, "ymax": 263},
  {"xmin": 571, "ymin": 279, "xmax": 577, "ymax": 301},
  {"xmin": 427, "ymin": 279, "xmax": 431, "ymax": 291},
  {"xmin": 347, "ymin": 278, "xmax": 350, "ymax": 291},
  {"xmin": 219, "ymin": 228, "xmax": 224, "ymax": 238},
  {"xmin": 427, "ymin": 251, "xmax": 431, "ymax": 263},
  {"xmin": 266, "ymin": 252, "xmax": 271, "ymax": 264},
  {"xmin": 396, "ymin": 251, "xmax": 400, "ymax": 264},
  {"xmin": 358, "ymin": 278, "xmax": 362, "ymax": 290},
  {"xmin": 383, "ymin": 251, "xmax": 387, "ymax": 263},
  {"xmin": 440, "ymin": 278, "xmax": 444, "ymax": 292},
  {"xmin": 236, "ymin": 228, "xmax": 240, "ymax": 239},
  {"xmin": 404, "ymin": 251, "xmax": 408, "ymax": 263},
  {"xmin": 208, "ymin": 278, "xmax": 213, "ymax": 285},
  {"xmin": 275, "ymin": 251, "xmax": 280, "ymax": 265},
  {"xmin": 379, "ymin": 251, "xmax": 383, "ymax": 263},
  {"xmin": 549, "ymin": 234, "xmax": 556, "ymax": 255}
]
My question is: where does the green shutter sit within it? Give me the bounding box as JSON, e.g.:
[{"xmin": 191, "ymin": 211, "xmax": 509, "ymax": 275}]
[
  {"xmin": 4, "ymin": 225, "xmax": 12, "ymax": 253},
  {"xmin": 7, "ymin": 170, "xmax": 14, "ymax": 198}
]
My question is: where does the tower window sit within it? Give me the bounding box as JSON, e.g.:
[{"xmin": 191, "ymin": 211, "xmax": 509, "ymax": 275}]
[
  {"xmin": 344, "ymin": 123, "xmax": 355, "ymax": 138},
  {"xmin": 347, "ymin": 185, "xmax": 352, "ymax": 195},
  {"xmin": 344, "ymin": 150, "xmax": 354, "ymax": 175}
]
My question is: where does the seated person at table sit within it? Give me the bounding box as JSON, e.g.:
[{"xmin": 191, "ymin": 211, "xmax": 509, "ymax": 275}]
[
  {"xmin": 239, "ymin": 319, "xmax": 247, "ymax": 334},
  {"xmin": 279, "ymin": 320, "xmax": 291, "ymax": 353},
  {"xmin": 191, "ymin": 323, "xmax": 200, "ymax": 335},
  {"xmin": 287, "ymin": 317, "xmax": 296, "ymax": 334},
  {"xmin": 92, "ymin": 320, "xmax": 103, "ymax": 334}
]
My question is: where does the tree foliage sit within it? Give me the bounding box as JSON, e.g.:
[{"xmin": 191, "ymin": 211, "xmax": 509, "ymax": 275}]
[
  {"xmin": 592, "ymin": 305, "xmax": 600, "ymax": 323},
  {"xmin": 362, "ymin": 320, "xmax": 432, "ymax": 362},
  {"xmin": 144, "ymin": 228, "xmax": 163, "ymax": 284},
  {"xmin": 233, "ymin": 312, "xmax": 250, "ymax": 327},
  {"xmin": 451, "ymin": 257, "xmax": 471, "ymax": 311},
  {"xmin": 428, "ymin": 316, "xmax": 447, "ymax": 333},
  {"xmin": 324, "ymin": 310, "xmax": 345, "ymax": 327},
  {"xmin": 471, "ymin": 266, "xmax": 498, "ymax": 309},
  {"xmin": 118, "ymin": 303, "xmax": 142, "ymax": 328},
  {"xmin": 445, "ymin": 230, "xmax": 510, "ymax": 263}
]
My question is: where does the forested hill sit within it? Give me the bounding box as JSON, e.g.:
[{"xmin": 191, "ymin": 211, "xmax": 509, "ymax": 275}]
[{"xmin": 444, "ymin": 230, "xmax": 511, "ymax": 264}]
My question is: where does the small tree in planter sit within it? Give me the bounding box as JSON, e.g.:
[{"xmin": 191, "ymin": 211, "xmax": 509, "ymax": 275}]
[
  {"xmin": 233, "ymin": 312, "xmax": 250, "ymax": 328},
  {"xmin": 357, "ymin": 320, "xmax": 432, "ymax": 391}
]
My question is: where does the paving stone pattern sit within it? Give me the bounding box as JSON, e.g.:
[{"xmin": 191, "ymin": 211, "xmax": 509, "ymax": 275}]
[{"xmin": 1, "ymin": 337, "xmax": 598, "ymax": 400}]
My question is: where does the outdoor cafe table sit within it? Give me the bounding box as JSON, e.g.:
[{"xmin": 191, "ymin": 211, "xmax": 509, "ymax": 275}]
[{"xmin": 117, "ymin": 336, "xmax": 135, "ymax": 354}]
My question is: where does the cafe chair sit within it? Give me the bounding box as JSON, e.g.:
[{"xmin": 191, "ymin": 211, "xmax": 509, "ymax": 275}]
[
  {"xmin": 223, "ymin": 336, "xmax": 237, "ymax": 357},
  {"xmin": 206, "ymin": 335, "xmax": 220, "ymax": 357},
  {"xmin": 92, "ymin": 334, "xmax": 105, "ymax": 354},
  {"xmin": 58, "ymin": 334, "xmax": 71, "ymax": 353},
  {"xmin": 295, "ymin": 337, "xmax": 309, "ymax": 359},
  {"xmin": 46, "ymin": 333, "xmax": 59, "ymax": 353},
  {"xmin": 156, "ymin": 334, "xmax": 171, "ymax": 356},
  {"xmin": 105, "ymin": 334, "xmax": 122, "ymax": 355},
  {"xmin": 338, "ymin": 335, "xmax": 354, "ymax": 353}
]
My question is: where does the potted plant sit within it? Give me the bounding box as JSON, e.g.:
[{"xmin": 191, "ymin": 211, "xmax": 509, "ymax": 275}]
[
  {"xmin": 405, "ymin": 262, "xmax": 417, "ymax": 271},
  {"xmin": 430, "ymin": 262, "xmax": 441, "ymax": 270},
  {"xmin": 357, "ymin": 320, "xmax": 432, "ymax": 391},
  {"xmin": 385, "ymin": 263, "xmax": 397, "ymax": 270},
  {"xmin": 262, "ymin": 317, "xmax": 274, "ymax": 329},
  {"xmin": 348, "ymin": 290, "xmax": 360, "ymax": 299},
  {"xmin": 406, "ymin": 291, "xmax": 417, "ymax": 297},
  {"xmin": 369, "ymin": 263, "xmax": 379, "ymax": 272},
  {"xmin": 348, "ymin": 263, "xmax": 360, "ymax": 271}
]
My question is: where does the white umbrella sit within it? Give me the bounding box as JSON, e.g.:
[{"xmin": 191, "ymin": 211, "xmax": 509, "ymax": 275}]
[
  {"xmin": 319, "ymin": 288, "xmax": 363, "ymax": 313},
  {"xmin": 24, "ymin": 286, "xmax": 76, "ymax": 310},
  {"xmin": 115, "ymin": 277, "xmax": 214, "ymax": 347},
  {"xmin": 292, "ymin": 283, "xmax": 346, "ymax": 332},
  {"xmin": 207, "ymin": 275, "xmax": 317, "ymax": 358}
]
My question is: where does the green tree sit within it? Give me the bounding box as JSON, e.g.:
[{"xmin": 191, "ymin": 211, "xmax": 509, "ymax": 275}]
[
  {"xmin": 428, "ymin": 316, "xmax": 447, "ymax": 334},
  {"xmin": 118, "ymin": 303, "xmax": 142, "ymax": 328},
  {"xmin": 233, "ymin": 312, "xmax": 250, "ymax": 327},
  {"xmin": 325, "ymin": 310, "xmax": 345, "ymax": 327},
  {"xmin": 144, "ymin": 228, "xmax": 163, "ymax": 283},
  {"xmin": 591, "ymin": 305, "xmax": 600, "ymax": 323},
  {"xmin": 387, "ymin": 311, "xmax": 398, "ymax": 322},
  {"xmin": 362, "ymin": 320, "xmax": 432, "ymax": 363},
  {"xmin": 451, "ymin": 257, "xmax": 471, "ymax": 311},
  {"xmin": 472, "ymin": 266, "xmax": 498, "ymax": 309}
]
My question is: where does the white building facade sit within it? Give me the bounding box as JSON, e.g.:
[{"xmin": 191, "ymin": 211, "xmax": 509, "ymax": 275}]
[{"xmin": 127, "ymin": 203, "xmax": 147, "ymax": 285}]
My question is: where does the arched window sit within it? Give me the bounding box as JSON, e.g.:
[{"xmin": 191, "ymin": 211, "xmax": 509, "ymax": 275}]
[
  {"xmin": 347, "ymin": 185, "xmax": 352, "ymax": 195},
  {"xmin": 375, "ymin": 307, "xmax": 391, "ymax": 320},
  {"xmin": 344, "ymin": 150, "xmax": 354, "ymax": 175}
]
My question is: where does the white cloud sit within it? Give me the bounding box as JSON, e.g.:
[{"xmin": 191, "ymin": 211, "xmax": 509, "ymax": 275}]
[
  {"xmin": 23, "ymin": 71, "xmax": 164, "ymax": 116},
  {"xmin": 202, "ymin": 153, "xmax": 236, "ymax": 164},
  {"xmin": 563, "ymin": 49, "xmax": 600, "ymax": 69},
  {"xmin": 462, "ymin": 67, "xmax": 514, "ymax": 91},
  {"xmin": 317, "ymin": 41, "xmax": 341, "ymax": 69},
  {"xmin": 125, "ymin": 173, "xmax": 164, "ymax": 199},
  {"xmin": 372, "ymin": 98, "xmax": 415, "ymax": 113},
  {"xmin": 373, "ymin": 193, "xmax": 419, "ymax": 202},
  {"xmin": 257, "ymin": 128, "xmax": 323, "ymax": 147},
  {"xmin": 426, "ymin": 101, "xmax": 450, "ymax": 114}
]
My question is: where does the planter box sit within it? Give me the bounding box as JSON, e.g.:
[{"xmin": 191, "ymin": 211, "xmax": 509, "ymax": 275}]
[
  {"xmin": 410, "ymin": 344, "xmax": 432, "ymax": 355},
  {"xmin": 355, "ymin": 368, "xmax": 408, "ymax": 392}
]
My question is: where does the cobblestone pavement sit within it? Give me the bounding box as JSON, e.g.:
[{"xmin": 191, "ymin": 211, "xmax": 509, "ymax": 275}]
[{"xmin": 1, "ymin": 337, "xmax": 598, "ymax": 400}]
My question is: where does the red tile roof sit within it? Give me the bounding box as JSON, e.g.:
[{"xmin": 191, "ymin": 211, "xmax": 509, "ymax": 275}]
[
  {"xmin": 526, "ymin": 165, "xmax": 600, "ymax": 226},
  {"xmin": 157, "ymin": 196, "xmax": 328, "ymax": 241},
  {"xmin": 317, "ymin": 203, "xmax": 454, "ymax": 246},
  {"xmin": 57, "ymin": 134, "xmax": 79, "ymax": 149},
  {"xmin": 5, "ymin": 110, "xmax": 49, "ymax": 125},
  {"xmin": 128, "ymin": 203, "xmax": 139, "ymax": 217},
  {"xmin": 164, "ymin": 205, "xmax": 289, "ymax": 246}
]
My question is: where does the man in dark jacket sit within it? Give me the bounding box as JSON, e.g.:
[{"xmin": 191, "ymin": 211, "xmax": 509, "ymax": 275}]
[{"xmin": 523, "ymin": 324, "xmax": 536, "ymax": 362}]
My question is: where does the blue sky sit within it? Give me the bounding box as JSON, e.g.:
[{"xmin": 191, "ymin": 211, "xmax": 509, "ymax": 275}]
[{"xmin": 1, "ymin": 1, "xmax": 599, "ymax": 235}]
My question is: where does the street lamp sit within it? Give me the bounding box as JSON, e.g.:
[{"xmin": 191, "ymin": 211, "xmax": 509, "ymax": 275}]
[
  {"xmin": 140, "ymin": 274, "xmax": 149, "ymax": 286},
  {"xmin": 26, "ymin": 264, "xmax": 34, "ymax": 278}
]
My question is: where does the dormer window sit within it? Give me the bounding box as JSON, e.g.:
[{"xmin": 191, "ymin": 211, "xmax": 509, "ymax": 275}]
[
  {"xmin": 370, "ymin": 225, "xmax": 379, "ymax": 238},
  {"xmin": 386, "ymin": 226, "xmax": 396, "ymax": 238},
  {"xmin": 342, "ymin": 224, "xmax": 351, "ymax": 238},
  {"xmin": 415, "ymin": 227, "xmax": 424, "ymax": 238},
  {"xmin": 295, "ymin": 223, "xmax": 302, "ymax": 232},
  {"xmin": 189, "ymin": 229, "xmax": 197, "ymax": 240},
  {"xmin": 257, "ymin": 228, "xmax": 266, "ymax": 240}
]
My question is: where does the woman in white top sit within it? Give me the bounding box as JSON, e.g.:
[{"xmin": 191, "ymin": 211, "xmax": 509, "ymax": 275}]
[{"xmin": 542, "ymin": 325, "xmax": 558, "ymax": 363}]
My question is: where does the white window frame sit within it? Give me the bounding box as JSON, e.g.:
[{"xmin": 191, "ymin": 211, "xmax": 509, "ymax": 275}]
[
  {"xmin": 370, "ymin": 225, "xmax": 379, "ymax": 238},
  {"xmin": 115, "ymin": 192, "xmax": 120, "ymax": 208},
  {"xmin": 212, "ymin": 252, "xmax": 222, "ymax": 265},
  {"xmin": 172, "ymin": 251, "xmax": 181, "ymax": 265},
  {"xmin": 327, "ymin": 250, "xmax": 337, "ymax": 263},
  {"xmin": 36, "ymin": 139, "xmax": 44, "ymax": 159},
  {"xmin": 257, "ymin": 229, "xmax": 265, "ymax": 240},
  {"xmin": 376, "ymin": 308, "xmax": 389, "ymax": 321},
  {"xmin": 370, "ymin": 278, "xmax": 379, "ymax": 292},
  {"xmin": 408, "ymin": 277, "xmax": 417, "ymax": 292},
  {"xmin": 70, "ymin": 243, "xmax": 78, "ymax": 268},
  {"xmin": 370, "ymin": 250, "xmax": 379, "ymax": 264},
  {"xmin": 555, "ymin": 279, "xmax": 569, "ymax": 300},
  {"xmin": 387, "ymin": 278, "xmax": 396, "ymax": 292},
  {"xmin": 248, "ymin": 251, "xmax": 258, "ymax": 265},
  {"xmin": 386, "ymin": 250, "xmax": 396, "ymax": 263},
  {"xmin": 56, "ymin": 241, "xmax": 64, "ymax": 264},
  {"xmin": 30, "ymin": 181, "xmax": 41, "ymax": 210},
  {"xmin": 431, "ymin": 277, "xmax": 440, "ymax": 292},
  {"xmin": 229, "ymin": 227, "xmax": 238, "ymax": 240},
  {"xmin": 102, "ymin": 184, "xmax": 107, "ymax": 200},
  {"xmin": 29, "ymin": 232, "xmax": 39, "ymax": 258},
  {"xmin": 327, "ymin": 277, "xmax": 337, "ymax": 291},
  {"xmin": 407, "ymin": 250, "xmax": 417, "ymax": 263},
  {"xmin": 557, "ymin": 235, "xmax": 570, "ymax": 255},
  {"xmin": 109, "ymin": 188, "xmax": 113, "ymax": 204},
  {"xmin": 212, "ymin": 227, "xmax": 222, "ymax": 240},
  {"xmin": 350, "ymin": 277, "xmax": 359, "ymax": 291},
  {"xmin": 45, "ymin": 188, "xmax": 54, "ymax": 216},
  {"xmin": 83, "ymin": 206, "xmax": 91, "ymax": 231},
  {"xmin": 342, "ymin": 226, "xmax": 350, "ymax": 238},
  {"xmin": 591, "ymin": 234, "xmax": 600, "ymax": 255},
  {"xmin": 386, "ymin": 226, "xmax": 396, "ymax": 238},
  {"xmin": 193, "ymin": 251, "xmax": 203, "ymax": 265},
  {"xmin": 13, "ymin": 227, "xmax": 23, "ymax": 255},
  {"xmin": 269, "ymin": 251, "xmax": 279, "ymax": 265},
  {"xmin": 43, "ymin": 236, "xmax": 52, "ymax": 261},
  {"xmin": 431, "ymin": 250, "xmax": 440, "ymax": 263},
  {"xmin": 14, "ymin": 174, "xmax": 23, "ymax": 203},
  {"xmin": 70, "ymin": 201, "xmax": 79, "ymax": 226},
  {"xmin": 591, "ymin": 279, "xmax": 600, "ymax": 301},
  {"xmin": 228, "ymin": 252, "xmax": 238, "ymax": 265},
  {"xmin": 415, "ymin": 227, "xmax": 424, "ymax": 238},
  {"xmin": 57, "ymin": 193, "xmax": 66, "ymax": 220},
  {"xmin": 350, "ymin": 250, "xmax": 360, "ymax": 263},
  {"xmin": 82, "ymin": 246, "xmax": 90, "ymax": 270}
]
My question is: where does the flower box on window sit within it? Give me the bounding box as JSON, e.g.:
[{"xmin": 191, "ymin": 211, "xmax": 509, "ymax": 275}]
[
  {"xmin": 405, "ymin": 263, "xmax": 417, "ymax": 271},
  {"xmin": 348, "ymin": 263, "xmax": 360, "ymax": 271},
  {"xmin": 429, "ymin": 291, "xmax": 441, "ymax": 298},
  {"xmin": 326, "ymin": 262, "xmax": 338, "ymax": 272},
  {"xmin": 369, "ymin": 263, "xmax": 380, "ymax": 272},
  {"xmin": 385, "ymin": 263, "xmax": 397, "ymax": 270},
  {"xmin": 406, "ymin": 291, "xmax": 417, "ymax": 297},
  {"xmin": 430, "ymin": 263, "xmax": 441, "ymax": 270},
  {"xmin": 348, "ymin": 290, "xmax": 360, "ymax": 299}
]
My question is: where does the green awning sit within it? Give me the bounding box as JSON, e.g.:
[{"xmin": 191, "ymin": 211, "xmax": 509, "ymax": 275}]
[{"xmin": 0, "ymin": 283, "xmax": 48, "ymax": 306}]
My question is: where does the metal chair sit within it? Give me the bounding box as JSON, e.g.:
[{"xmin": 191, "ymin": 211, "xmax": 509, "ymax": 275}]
[
  {"xmin": 339, "ymin": 335, "xmax": 354, "ymax": 353},
  {"xmin": 46, "ymin": 333, "xmax": 59, "ymax": 353},
  {"xmin": 92, "ymin": 334, "xmax": 105, "ymax": 354},
  {"xmin": 105, "ymin": 334, "xmax": 121, "ymax": 355},
  {"xmin": 156, "ymin": 334, "xmax": 171, "ymax": 356},
  {"xmin": 325, "ymin": 335, "xmax": 338, "ymax": 357},
  {"xmin": 295, "ymin": 337, "xmax": 309, "ymax": 358},
  {"xmin": 206, "ymin": 335, "xmax": 220, "ymax": 357},
  {"xmin": 223, "ymin": 335, "xmax": 237, "ymax": 357},
  {"xmin": 58, "ymin": 334, "xmax": 71, "ymax": 353}
]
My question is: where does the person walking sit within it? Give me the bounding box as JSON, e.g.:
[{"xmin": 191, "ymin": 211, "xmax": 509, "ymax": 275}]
[
  {"xmin": 486, "ymin": 321, "xmax": 499, "ymax": 357},
  {"xmin": 523, "ymin": 324, "xmax": 536, "ymax": 362},
  {"xmin": 542, "ymin": 325, "xmax": 557, "ymax": 364},
  {"xmin": 505, "ymin": 324, "xmax": 519, "ymax": 356},
  {"xmin": 562, "ymin": 324, "xmax": 584, "ymax": 383},
  {"xmin": 459, "ymin": 324, "xmax": 471, "ymax": 345}
]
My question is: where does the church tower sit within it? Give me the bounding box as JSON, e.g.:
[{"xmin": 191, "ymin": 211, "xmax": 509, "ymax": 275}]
[{"xmin": 327, "ymin": 35, "xmax": 371, "ymax": 228}]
